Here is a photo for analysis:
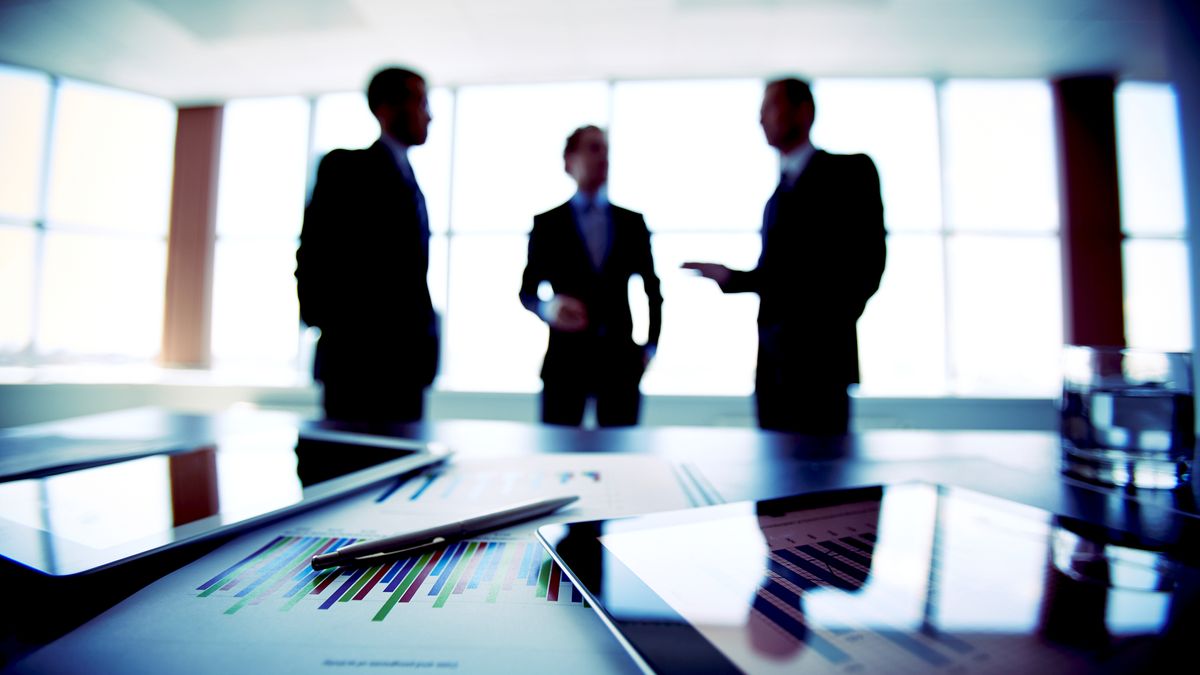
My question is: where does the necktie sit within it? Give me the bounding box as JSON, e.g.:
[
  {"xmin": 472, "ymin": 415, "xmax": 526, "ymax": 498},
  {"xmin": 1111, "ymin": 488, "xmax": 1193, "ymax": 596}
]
[
  {"xmin": 398, "ymin": 154, "xmax": 430, "ymax": 258},
  {"xmin": 581, "ymin": 201, "xmax": 607, "ymax": 269}
]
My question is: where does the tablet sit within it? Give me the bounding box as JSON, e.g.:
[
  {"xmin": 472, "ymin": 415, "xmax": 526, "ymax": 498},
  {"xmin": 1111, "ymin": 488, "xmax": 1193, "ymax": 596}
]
[
  {"xmin": 0, "ymin": 426, "xmax": 450, "ymax": 576},
  {"xmin": 538, "ymin": 482, "xmax": 1193, "ymax": 674}
]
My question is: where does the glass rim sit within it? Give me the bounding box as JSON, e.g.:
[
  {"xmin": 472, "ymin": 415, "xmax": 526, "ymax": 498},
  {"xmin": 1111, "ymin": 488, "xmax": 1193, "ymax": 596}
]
[{"xmin": 1063, "ymin": 344, "xmax": 1192, "ymax": 358}]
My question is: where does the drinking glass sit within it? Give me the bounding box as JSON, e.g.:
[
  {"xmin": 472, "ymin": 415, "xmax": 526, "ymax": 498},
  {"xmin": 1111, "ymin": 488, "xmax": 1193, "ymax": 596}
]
[{"xmin": 1059, "ymin": 346, "xmax": 1194, "ymax": 489}]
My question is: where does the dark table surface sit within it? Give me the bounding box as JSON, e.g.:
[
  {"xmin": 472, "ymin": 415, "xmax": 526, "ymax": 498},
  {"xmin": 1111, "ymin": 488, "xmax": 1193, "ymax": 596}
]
[{"xmin": 2, "ymin": 406, "xmax": 1198, "ymax": 669}]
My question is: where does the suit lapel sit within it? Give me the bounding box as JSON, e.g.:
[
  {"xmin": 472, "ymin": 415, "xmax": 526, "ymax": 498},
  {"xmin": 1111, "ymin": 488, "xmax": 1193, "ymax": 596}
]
[{"xmin": 561, "ymin": 201, "xmax": 608, "ymax": 274}]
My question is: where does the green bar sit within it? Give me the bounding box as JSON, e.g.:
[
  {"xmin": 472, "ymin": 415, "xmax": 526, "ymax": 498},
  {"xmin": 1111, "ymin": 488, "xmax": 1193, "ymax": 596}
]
[
  {"xmin": 281, "ymin": 569, "xmax": 337, "ymax": 611},
  {"xmin": 198, "ymin": 536, "xmax": 297, "ymax": 598},
  {"xmin": 486, "ymin": 544, "xmax": 517, "ymax": 603},
  {"xmin": 372, "ymin": 552, "xmax": 433, "ymax": 622},
  {"xmin": 224, "ymin": 537, "xmax": 329, "ymax": 615},
  {"xmin": 535, "ymin": 556, "xmax": 553, "ymax": 598},
  {"xmin": 339, "ymin": 564, "xmax": 381, "ymax": 602},
  {"xmin": 432, "ymin": 542, "xmax": 479, "ymax": 608}
]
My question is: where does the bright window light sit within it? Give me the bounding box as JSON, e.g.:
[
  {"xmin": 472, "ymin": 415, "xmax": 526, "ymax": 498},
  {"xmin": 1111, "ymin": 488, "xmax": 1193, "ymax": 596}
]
[
  {"xmin": 38, "ymin": 232, "xmax": 166, "ymax": 359},
  {"xmin": 451, "ymin": 82, "xmax": 609, "ymax": 233},
  {"xmin": 216, "ymin": 97, "xmax": 310, "ymax": 239},
  {"xmin": 812, "ymin": 79, "xmax": 942, "ymax": 232},
  {"xmin": 946, "ymin": 235, "xmax": 1062, "ymax": 395},
  {"xmin": 1116, "ymin": 82, "xmax": 1187, "ymax": 237},
  {"xmin": 609, "ymin": 79, "xmax": 776, "ymax": 232},
  {"xmin": 642, "ymin": 233, "xmax": 761, "ymax": 396},
  {"xmin": 1123, "ymin": 240, "xmax": 1192, "ymax": 352},
  {"xmin": 0, "ymin": 226, "xmax": 37, "ymax": 353},
  {"xmin": 45, "ymin": 80, "xmax": 175, "ymax": 235},
  {"xmin": 441, "ymin": 233, "xmax": 546, "ymax": 392},
  {"xmin": 941, "ymin": 80, "xmax": 1058, "ymax": 233},
  {"xmin": 211, "ymin": 238, "xmax": 302, "ymax": 366},
  {"xmin": 857, "ymin": 234, "xmax": 947, "ymax": 396},
  {"xmin": 0, "ymin": 65, "xmax": 50, "ymax": 221}
]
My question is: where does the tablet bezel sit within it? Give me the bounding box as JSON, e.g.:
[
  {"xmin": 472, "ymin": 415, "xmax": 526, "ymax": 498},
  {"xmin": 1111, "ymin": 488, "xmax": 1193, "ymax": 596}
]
[{"xmin": 0, "ymin": 427, "xmax": 451, "ymax": 577}]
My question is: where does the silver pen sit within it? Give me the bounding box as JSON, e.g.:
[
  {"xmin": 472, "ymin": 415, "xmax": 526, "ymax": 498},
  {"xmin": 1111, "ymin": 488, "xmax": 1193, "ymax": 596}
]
[{"xmin": 311, "ymin": 494, "xmax": 580, "ymax": 570}]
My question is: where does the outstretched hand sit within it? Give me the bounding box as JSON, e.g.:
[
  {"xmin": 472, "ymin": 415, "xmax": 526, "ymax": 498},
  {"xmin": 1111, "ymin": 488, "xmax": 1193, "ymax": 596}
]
[
  {"xmin": 681, "ymin": 262, "xmax": 732, "ymax": 287},
  {"xmin": 546, "ymin": 294, "xmax": 589, "ymax": 332}
]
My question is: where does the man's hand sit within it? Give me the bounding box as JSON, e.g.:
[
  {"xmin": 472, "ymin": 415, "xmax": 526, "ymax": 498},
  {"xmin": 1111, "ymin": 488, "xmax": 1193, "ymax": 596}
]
[
  {"xmin": 681, "ymin": 262, "xmax": 732, "ymax": 287},
  {"xmin": 546, "ymin": 294, "xmax": 588, "ymax": 332},
  {"xmin": 642, "ymin": 344, "xmax": 657, "ymax": 369}
]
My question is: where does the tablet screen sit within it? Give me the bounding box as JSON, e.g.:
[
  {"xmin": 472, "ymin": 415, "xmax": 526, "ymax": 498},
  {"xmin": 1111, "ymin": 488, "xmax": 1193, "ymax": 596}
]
[
  {"xmin": 540, "ymin": 483, "xmax": 1192, "ymax": 674},
  {"xmin": 0, "ymin": 427, "xmax": 448, "ymax": 576}
]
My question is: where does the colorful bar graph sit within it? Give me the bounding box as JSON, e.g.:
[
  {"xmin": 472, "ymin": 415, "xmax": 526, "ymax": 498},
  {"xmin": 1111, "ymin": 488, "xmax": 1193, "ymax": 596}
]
[{"xmin": 195, "ymin": 536, "xmax": 582, "ymax": 620}]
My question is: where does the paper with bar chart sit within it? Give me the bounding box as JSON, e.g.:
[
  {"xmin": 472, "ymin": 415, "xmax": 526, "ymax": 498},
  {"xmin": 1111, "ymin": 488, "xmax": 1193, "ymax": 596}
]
[{"xmin": 14, "ymin": 454, "xmax": 694, "ymax": 674}]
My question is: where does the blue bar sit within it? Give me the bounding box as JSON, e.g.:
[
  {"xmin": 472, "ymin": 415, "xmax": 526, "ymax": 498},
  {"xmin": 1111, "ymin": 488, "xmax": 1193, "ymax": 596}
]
[
  {"xmin": 431, "ymin": 541, "xmax": 466, "ymax": 576},
  {"xmin": 428, "ymin": 543, "xmax": 469, "ymax": 595},
  {"xmin": 798, "ymin": 544, "xmax": 868, "ymax": 585},
  {"xmin": 481, "ymin": 542, "xmax": 506, "ymax": 582},
  {"xmin": 319, "ymin": 567, "xmax": 368, "ymax": 609},
  {"xmin": 197, "ymin": 536, "xmax": 286, "ymax": 590},
  {"xmin": 408, "ymin": 473, "xmax": 441, "ymax": 501},
  {"xmin": 292, "ymin": 538, "xmax": 353, "ymax": 581},
  {"xmin": 839, "ymin": 536, "xmax": 874, "ymax": 555},
  {"xmin": 768, "ymin": 557, "xmax": 819, "ymax": 591},
  {"xmin": 467, "ymin": 542, "xmax": 497, "ymax": 589},
  {"xmin": 234, "ymin": 537, "xmax": 318, "ymax": 597},
  {"xmin": 376, "ymin": 479, "xmax": 404, "ymax": 503},
  {"xmin": 820, "ymin": 541, "xmax": 872, "ymax": 571},
  {"xmin": 517, "ymin": 542, "xmax": 536, "ymax": 584},
  {"xmin": 284, "ymin": 568, "xmax": 324, "ymax": 597},
  {"xmin": 752, "ymin": 589, "xmax": 850, "ymax": 664},
  {"xmin": 383, "ymin": 556, "xmax": 421, "ymax": 592},
  {"xmin": 776, "ymin": 549, "xmax": 851, "ymax": 588},
  {"xmin": 526, "ymin": 547, "xmax": 545, "ymax": 585}
]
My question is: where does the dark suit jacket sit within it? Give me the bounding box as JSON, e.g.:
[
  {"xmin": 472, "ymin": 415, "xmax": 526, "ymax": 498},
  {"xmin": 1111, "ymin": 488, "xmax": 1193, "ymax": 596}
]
[
  {"xmin": 723, "ymin": 150, "xmax": 886, "ymax": 386},
  {"xmin": 295, "ymin": 140, "xmax": 438, "ymax": 388},
  {"xmin": 519, "ymin": 201, "xmax": 663, "ymax": 384}
]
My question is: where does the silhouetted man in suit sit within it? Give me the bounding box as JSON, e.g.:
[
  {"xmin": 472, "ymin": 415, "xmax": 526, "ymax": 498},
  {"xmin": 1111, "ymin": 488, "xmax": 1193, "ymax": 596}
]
[
  {"xmin": 520, "ymin": 125, "xmax": 663, "ymax": 427},
  {"xmin": 684, "ymin": 78, "xmax": 886, "ymax": 434},
  {"xmin": 295, "ymin": 66, "xmax": 438, "ymax": 424}
]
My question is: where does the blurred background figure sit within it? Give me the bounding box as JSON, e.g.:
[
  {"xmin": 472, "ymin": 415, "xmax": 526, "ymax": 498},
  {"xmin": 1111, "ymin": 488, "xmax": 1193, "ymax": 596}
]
[
  {"xmin": 684, "ymin": 78, "xmax": 886, "ymax": 435},
  {"xmin": 520, "ymin": 125, "xmax": 663, "ymax": 427},
  {"xmin": 295, "ymin": 66, "xmax": 439, "ymax": 425}
]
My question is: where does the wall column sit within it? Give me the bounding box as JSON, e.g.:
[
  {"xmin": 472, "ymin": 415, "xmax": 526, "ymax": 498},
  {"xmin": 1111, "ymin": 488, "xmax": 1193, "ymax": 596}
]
[
  {"xmin": 1053, "ymin": 74, "xmax": 1126, "ymax": 348},
  {"xmin": 162, "ymin": 106, "xmax": 222, "ymax": 367}
]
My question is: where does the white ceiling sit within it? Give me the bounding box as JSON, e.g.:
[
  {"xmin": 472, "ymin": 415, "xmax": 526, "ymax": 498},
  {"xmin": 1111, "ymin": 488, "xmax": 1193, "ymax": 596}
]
[{"xmin": 0, "ymin": 0, "xmax": 1171, "ymax": 105}]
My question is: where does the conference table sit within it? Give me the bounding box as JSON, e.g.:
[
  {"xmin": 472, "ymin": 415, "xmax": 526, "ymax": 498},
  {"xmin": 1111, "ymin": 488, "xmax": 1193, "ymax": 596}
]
[{"xmin": 1, "ymin": 406, "xmax": 1197, "ymax": 671}]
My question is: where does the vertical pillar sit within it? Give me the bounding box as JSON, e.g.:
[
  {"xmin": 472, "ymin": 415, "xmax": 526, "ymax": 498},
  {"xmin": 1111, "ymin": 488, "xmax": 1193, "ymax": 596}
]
[
  {"xmin": 162, "ymin": 106, "xmax": 222, "ymax": 367},
  {"xmin": 1053, "ymin": 75, "xmax": 1126, "ymax": 348}
]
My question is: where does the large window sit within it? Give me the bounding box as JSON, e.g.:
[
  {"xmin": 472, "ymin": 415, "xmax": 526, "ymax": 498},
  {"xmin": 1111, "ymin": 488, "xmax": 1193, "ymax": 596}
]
[
  {"xmin": 812, "ymin": 79, "xmax": 946, "ymax": 395},
  {"xmin": 443, "ymin": 82, "xmax": 611, "ymax": 392},
  {"xmin": 1116, "ymin": 82, "xmax": 1192, "ymax": 352},
  {"xmin": 211, "ymin": 97, "xmax": 311, "ymax": 376},
  {"xmin": 3, "ymin": 68, "xmax": 1188, "ymax": 401},
  {"xmin": 0, "ymin": 67, "xmax": 176, "ymax": 365},
  {"xmin": 938, "ymin": 80, "xmax": 1063, "ymax": 396},
  {"xmin": 0, "ymin": 66, "xmax": 50, "ymax": 355}
]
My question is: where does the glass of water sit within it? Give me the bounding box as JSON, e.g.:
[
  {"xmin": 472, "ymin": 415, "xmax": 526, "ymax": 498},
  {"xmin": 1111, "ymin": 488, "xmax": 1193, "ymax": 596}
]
[{"xmin": 1059, "ymin": 346, "xmax": 1195, "ymax": 489}]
